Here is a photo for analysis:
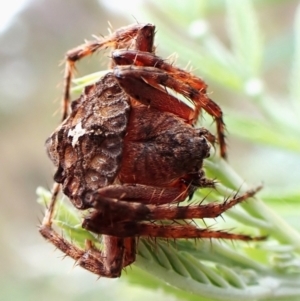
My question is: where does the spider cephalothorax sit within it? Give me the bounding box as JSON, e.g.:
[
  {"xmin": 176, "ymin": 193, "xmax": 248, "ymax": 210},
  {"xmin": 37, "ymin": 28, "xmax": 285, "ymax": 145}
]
[{"xmin": 40, "ymin": 23, "xmax": 262, "ymax": 278}]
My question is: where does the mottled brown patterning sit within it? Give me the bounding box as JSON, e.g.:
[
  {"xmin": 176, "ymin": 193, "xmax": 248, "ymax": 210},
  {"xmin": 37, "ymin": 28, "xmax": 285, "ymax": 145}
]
[{"xmin": 45, "ymin": 73, "xmax": 130, "ymax": 209}]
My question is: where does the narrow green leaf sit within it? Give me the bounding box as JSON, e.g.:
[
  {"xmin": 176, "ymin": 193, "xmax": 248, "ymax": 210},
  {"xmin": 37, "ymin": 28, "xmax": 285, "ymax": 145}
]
[
  {"xmin": 154, "ymin": 27, "xmax": 244, "ymax": 91},
  {"xmin": 216, "ymin": 264, "xmax": 247, "ymax": 288},
  {"xmin": 226, "ymin": 113, "xmax": 300, "ymax": 153},
  {"xmin": 226, "ymin": 0, "xmax": 263, "ymax": 76},
  {"xmin": 71, "ymin": 70, "xmax": 111, "ymax": 94},
  {"xmin": 55, "ymin": 221, "xmax": 99, "ymax": 248},
  {"xmin": 37, "ymin": 186, "xmax": 81, "ymax": 226},
  {"xmin": 261, "ymin": 189, "xmax": 300, "ymax": 204}
]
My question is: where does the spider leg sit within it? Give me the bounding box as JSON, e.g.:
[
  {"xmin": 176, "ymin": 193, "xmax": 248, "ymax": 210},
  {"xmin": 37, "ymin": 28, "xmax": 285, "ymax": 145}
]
[
  {"xmin": 123, "ymin": 237, "xmax": 136, "ymax": 267},
  {"xmin": 84, "ymin": 186, "xmax": 261, "ymax": 223},
  {"xmin": 113, "ymin": 51, "xmax": 226, "ymax": 158},
  {"xmin": 61, "ymin": 23, "xmax": 155, "ymax": 121},
  {"xmin": 40, "ymin": 220, "xmax": 129, "ymax": 277},
  {"xmin": 145, "ymin": 186, "xmax": 262, "ymax": 221},
  {"xmin": 113, "ymin": 49, "xmax": 208, "ymax": 91},
  {"xmin": 83, "ymin": 215, "xmax": 263, "ymax": 241},
  {"xmin": 84, "ymin": 172, "xmax": 215, "ymax": 206},
  {"xmin": 89, "ymin": 184, "xmax": 191, "ymax": 206},
  {"xmin": 39, "ymin": 183, "xmax": 133, "ymax": 277},
  {"xmin": 83, "ymin": 186, "xmax": 264, "ymax": 241}
]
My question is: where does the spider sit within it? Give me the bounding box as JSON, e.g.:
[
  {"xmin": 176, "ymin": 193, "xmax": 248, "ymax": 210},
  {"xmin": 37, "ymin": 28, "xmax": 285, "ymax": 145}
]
[{"xmin": 40, "ymin": 23, "xmax": 262, "ymax": 278}]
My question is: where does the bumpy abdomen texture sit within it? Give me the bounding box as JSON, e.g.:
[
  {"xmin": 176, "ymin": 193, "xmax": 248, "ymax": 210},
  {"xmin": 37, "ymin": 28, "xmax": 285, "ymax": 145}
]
[{"xmin": 46, "ymin": 73, "xmax": 130, "ymax": 208}]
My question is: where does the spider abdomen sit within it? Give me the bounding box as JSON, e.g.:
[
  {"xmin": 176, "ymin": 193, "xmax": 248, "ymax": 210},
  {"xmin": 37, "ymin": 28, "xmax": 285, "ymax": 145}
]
[{"xmin": 46, "ymin": 73, "xmax": 130, "ymax": 208}]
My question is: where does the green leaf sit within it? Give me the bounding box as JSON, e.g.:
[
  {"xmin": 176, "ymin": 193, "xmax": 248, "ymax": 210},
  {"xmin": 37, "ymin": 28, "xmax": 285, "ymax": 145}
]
[
  {"xmin": 226, "ymin": 112, "xmax": 300, "ymax": 153},
  {"xmin": 226, "ymin": 0, "xmax": 263, "ymax": 77},
  {"xmin": 71, "ymin": 70, "xmax": 111, "ymax": 94}
]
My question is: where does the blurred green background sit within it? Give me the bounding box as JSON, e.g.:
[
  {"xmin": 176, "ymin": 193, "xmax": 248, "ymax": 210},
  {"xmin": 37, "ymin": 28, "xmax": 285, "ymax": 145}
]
[{"xmin": 1, "ymin": 0, "xmax": 300, "ymax": 300}]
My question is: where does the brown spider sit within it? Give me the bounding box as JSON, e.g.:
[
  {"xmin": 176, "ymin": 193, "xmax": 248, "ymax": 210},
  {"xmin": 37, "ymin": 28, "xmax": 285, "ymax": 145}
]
[{"xmin": 40, "ymin": 23, "xmax": 262, "ymax": 278}]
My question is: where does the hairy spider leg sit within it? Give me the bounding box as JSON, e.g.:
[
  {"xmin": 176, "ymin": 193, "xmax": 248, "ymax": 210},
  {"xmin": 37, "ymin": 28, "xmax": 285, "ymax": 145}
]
[
  {"xmin": 62, "ymin": 23, "xmax": 155, "ymax": 121},
  {"xmin": 85, "ymin": 186, "xmax": 261, "ymax": 222},
  {"xmin": 85, "ymin": 218, "xmax": 264, "ymax": 241},
  {"xmin": 80, "ymin": 173, "xmax": 214, "ymax": 206},
  {"xmin": 83, "ymin": 186, "xmax": 264, "ymax": 241},
  {"xmin": 112, "ymin": 50, "xmax": 227, "ymax": 158}
]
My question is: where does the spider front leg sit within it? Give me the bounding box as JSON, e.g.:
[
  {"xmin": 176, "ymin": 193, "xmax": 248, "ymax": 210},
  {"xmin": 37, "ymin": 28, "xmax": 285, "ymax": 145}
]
[
  {"xmin": 113, "ymin": 50, "xmax": 227, "ymax": 158},
  {"xmin": 61, "ymin": 23, "xmax": 155, "ymax": 121}
]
